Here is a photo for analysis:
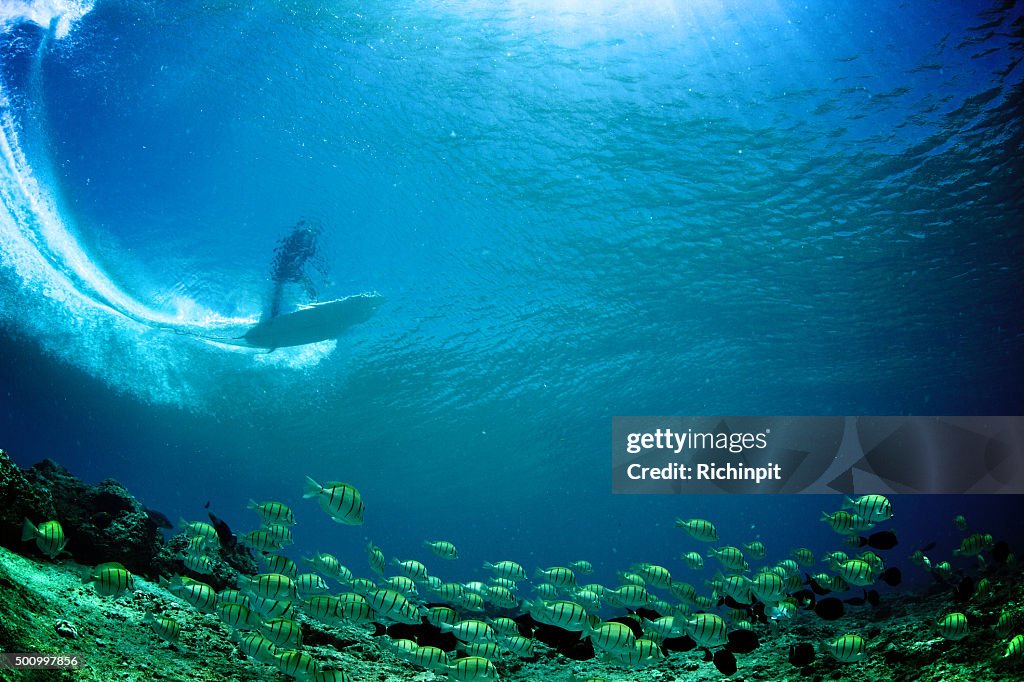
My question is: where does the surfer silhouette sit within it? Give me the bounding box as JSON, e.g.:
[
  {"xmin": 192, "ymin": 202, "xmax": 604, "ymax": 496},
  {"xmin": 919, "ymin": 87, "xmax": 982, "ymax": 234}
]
[{"xmin": 267, "ymin": 218, "xmax": 328, "ymax": 319}]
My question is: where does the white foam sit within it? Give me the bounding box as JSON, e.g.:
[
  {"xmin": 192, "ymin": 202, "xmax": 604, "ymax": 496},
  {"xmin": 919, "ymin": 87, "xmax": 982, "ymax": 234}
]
[{"xmin": 0, "ymin": 0, "xmax": 95, "ymax": 40}]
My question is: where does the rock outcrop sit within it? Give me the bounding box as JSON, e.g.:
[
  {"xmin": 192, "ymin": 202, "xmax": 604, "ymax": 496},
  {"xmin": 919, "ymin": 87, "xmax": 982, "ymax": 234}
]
[{"xmin": 0, "ymin": 448, "xmax": 57, "ymax": 555}]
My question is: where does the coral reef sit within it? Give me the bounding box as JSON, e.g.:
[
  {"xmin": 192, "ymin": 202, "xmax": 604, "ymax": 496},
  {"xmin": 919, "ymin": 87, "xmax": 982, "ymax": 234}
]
[
  {"xmin": 21, "ymin": 459, "xmax": 171, "ymax": 579},
  {"xmin": 0, "ymin": 449, "xmax": 57, "ymax": 553}
]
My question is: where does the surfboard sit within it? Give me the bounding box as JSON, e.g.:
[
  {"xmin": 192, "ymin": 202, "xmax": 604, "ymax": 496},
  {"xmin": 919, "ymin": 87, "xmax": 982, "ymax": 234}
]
[{"xmin": 241, "ymin": 292, "xmax": 384, "ymax": 349}]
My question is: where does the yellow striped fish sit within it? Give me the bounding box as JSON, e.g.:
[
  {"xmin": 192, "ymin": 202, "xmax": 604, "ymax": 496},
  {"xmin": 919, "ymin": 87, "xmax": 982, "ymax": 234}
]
[
  {"xmin": 424, "ymin": 540, "xmax": 459, "ymax": 560},
  {"xmin": 447, "ymin": 656, "xmax": 498, "ymax": 681},
  {"xmin": 364, "ymin": 588, "xmax": 421, "ymax": 625},
  {"xmin": 178, "ymin": 519, "xmax": 218, "ymax": 542},
  {"xmin": 367, "ymin": 542, "xmax": 386, "ymax": 574},
  {"xmin": 675, "ymin": 518, "xmax": 719, "ymax": 542},
  {"xmin": 682, "ymin": 551, "xmax": 704, "ymax": 570},
  {"xmin": 239, "ymin": 529, "xmax": 287, "ymax": 552},
  {"xmin": 303, "ymin": 553, "xmax": 343, "ymax": 579},
  {"xmin": 462, "ymin": 642, "xmax": 502, "ymax": 659},
  {"xmin": 529, "ymin": 600, "xmax": 590, "ymax": 631},
  {"xmin": 670, "ymin": 581, "xmax": 698, "ymax": 603},
  {"xmin": 750, "ymin": 571, "xmax": 786, "ymax": 603},
  {"xmin": 500, "ymin": 635, "xmax": 535, "ymax": 657},
  {"xmin": 385, "ymin": 575, "xmax": 419, "ymax": 597},
  {"xmin": 87, "ymin": 562, "xmax": 134, "ymax": 597},
  {"xmin": 535, "ymin": 566, "xmax": 576, "ymax": 588},
  {"xmin": 842, "ymin": 494, "xmax": 893, "ymax": 522},
  {"xmin": 587, "ymin": 621, "xmax": 637, "ymax": 653},
  {"xmin": 821, "ymin": 510, "xmax": 875, "ymax": 535},
  {"xmin": 609, "ymin": 638, "xmax": 664, "ymax": 666},
  {"xmin": 248, "ymin": 499, "xmax": 296, "ymax": 526},
  {"xmin": 632, "ymin": 563, "xmax": 672, "ymax": 588},
  {"xmin": 275, "ymin": 650, "xmax": 319, "ymax": 681},
  {"xmin": 441, "ymin": 619, "xmax": 497, "ymax": 644},
  {"xmin": 835, "ymin": 559, "xmax": 875, "ymax": 586},
  {"xmin": 394, "ymin": 559, "xmax": 430, "ymax": 582},
  {"xmin": 997, "ymin": 611, "xmax": 1018, "ymax": 635},
  {"xmin": 338, "ymin": 598, "xmax": 376, "ymax": 624},
  {"xmin": 21, "ymin": 519, "xmax": 67, "ymax": 559},
  {"xmin": 217, "ymin": 589, "xmax": 248, "ymax": 606},
  {"xmin": 263, "ymin": 554, "xmax": 298, "ymax": 578},
  {"xmin": 486, "ymin": 585, "xmax": 518, "ymax": 609},
  {"xmin": 261, "ymin": 618, "xmax": 303, "ymax": 647},
  {"xmin": 427, "ymin": 606, "xmax": 459, "ymax": 628},
  {"xmin": 250, "ymin": 596, "xmax": 294, "ymax": 620},
  {"xmin": 533, "ymin": 583, "xmax": 558, "ymax": 600},
  {"xmin": 247, "ymin": 573, "xmax": 298, "ymax": 600},
  {"xmin": 483, "ymin": 560, "xmax": 527, "ymax": 581},
  {"xmin": 304, "ymin": 476, "xmax": 364, "ymax": 525},
  {"xmin": 1005, "ymin": 634, "xmax": 1023, "ymax": 659},
  {"xmin": 235, "ymin": 631, "xmax": 279, "ymax": 664},
  {"xmin": 304, "ymin": 595, "xmax": 344, "ymax": 623},
  {"xmin": 165, "ymin": 575, "xmax": 217, "ymax": 612},
  {"xmin": 708, "ymin": 546, "xmax": 748, "ymax": 572},
  {"xmin": 218, "ymin": 601, "xmax": 260, "ymax": 630},
  {"xmin": 743, "ymin": 541, "xmax": 767, "ymax": 559},
  {"xmin": 954, "ymin": 533, "xmax": 993, "ymax": 557},
  {"xmin": 296, "ymin": 573, "xmax": 330, "ymax": 596},
  {"xmin": 569, "ymin": 560, "xmax": 594, "ymax": 574},
  {"xmin": 410, "ymin": 644, "xmax": 449, "ymax": 670},
  {"xmin": 142, "ymin": 610, "xmax": 180, "ymax": 643},
  {"xmin": 825, "ymin": 633, "xmax": 867, "ymax": 663},
  {"xmin": 218, "ymin": 601, "xmax": 261, "ymax": 630},
  {"xmin": 935, "ymin": 612, "xmax": 969, "ymax": 640},
  {"xmin": 606, "ymin": 584, "xmax": 650, "ymax": 608},
  {"xmin": 686, "ymin": 613, "xmax": 728, "ymax": 647}
]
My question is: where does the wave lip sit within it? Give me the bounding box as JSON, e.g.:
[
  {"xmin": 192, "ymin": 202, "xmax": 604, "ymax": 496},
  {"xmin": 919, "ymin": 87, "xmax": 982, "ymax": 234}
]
[{"xmin": 0, "ymin": 0, "xmax": 95, "ymax": 40}]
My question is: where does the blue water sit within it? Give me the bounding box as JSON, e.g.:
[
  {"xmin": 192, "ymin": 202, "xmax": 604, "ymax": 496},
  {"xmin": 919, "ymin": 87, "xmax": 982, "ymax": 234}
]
[{"xmin": 0, "ymin": 0, "xmax": 1022, "ymax": 592}]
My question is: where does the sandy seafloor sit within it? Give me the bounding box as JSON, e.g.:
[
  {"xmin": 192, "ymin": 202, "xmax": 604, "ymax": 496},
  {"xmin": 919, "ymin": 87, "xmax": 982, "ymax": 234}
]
[{"xmin": 1, "ymin": 544, "xmax": 1021, "ymax": 682}]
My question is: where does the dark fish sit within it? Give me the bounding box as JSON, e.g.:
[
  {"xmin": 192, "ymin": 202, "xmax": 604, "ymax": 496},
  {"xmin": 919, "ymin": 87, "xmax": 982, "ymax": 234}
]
[
  {"xmin": 953, "ymin": 576, "xmax": 975, "ymax": 602},
  {"xmin": 662, "ymin": 635, "xmax": 697, "ymax": 653},
  {"xmin": 879, "ymin": 567, "xmax": 902, "ymax": 587},
  {"xmin": 868, "ymin": 530, "xmax": 899, "ymax": 550},
  {"xmin": 866, "ymin": 590, "xmax": 880, "ymax": 606},
  {"xmin": 532, "ymin": 623, "xmax": 594, "ymax": 661},
  {"xmin": 713, "ymin": 649, "xmax": 738, "ymax": 675},
  {"xmin": 725, "ymin": 629, "xmax": 759, "ymax": 654},
  {"xmin": 805, "ymin": 573, "xmax": 831, "ymax": 596},
  {"xmin": 847, "ymin": 535, "xmax": 868, "ymax": 548},
  {"xmin": 750, "ymin": 601, "xmax": 768, "ymax": 624},
  {"xmin": 606, "ymin": 616, "xmax": 643, "ymax": 638},
  {"xmin": 384, "ymin": 622, "xmax": 457, "ymax": 651},
  {"xmin": 144, "ymin": 506, "xmax": 173, "ymax": 530},
  {"xmin": 991, "ymin": 541, "xmax": 1010, "ymax": 563},
  {"xmin": 814, "ymin": 597, "xmax": 845, "ymax": 621},
  {"xmin": 635, "ymin": 607, "xmax": 662, "ymax": 622},
  {"xmin": 920, "ymin": 541, "xmax": 937, "ymax": 552},
  {"xmin": 700, "ymin": 648, "xmax": 713, "ymax": 662},
  {"xmin": 789, "ymin": 642, "xmax": 815, "ymax": 667},
  {"xmin": 792, "ymin": 589, "xmax": 816, "ymax": 609},
  {"xmin": 206, "ymin": 510, "xmax": 237, "ymax": 549},
  {"xmin": 722, "ymin": 596, "xmax": 749, "ymax": 611}
]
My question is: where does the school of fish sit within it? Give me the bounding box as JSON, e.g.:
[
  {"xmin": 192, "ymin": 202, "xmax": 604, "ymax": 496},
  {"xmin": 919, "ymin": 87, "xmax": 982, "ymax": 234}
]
[{"xmin": 18, "ymin": 489, "xmax": 1023, "ymax": 681}]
